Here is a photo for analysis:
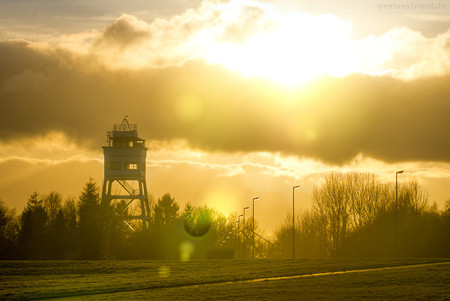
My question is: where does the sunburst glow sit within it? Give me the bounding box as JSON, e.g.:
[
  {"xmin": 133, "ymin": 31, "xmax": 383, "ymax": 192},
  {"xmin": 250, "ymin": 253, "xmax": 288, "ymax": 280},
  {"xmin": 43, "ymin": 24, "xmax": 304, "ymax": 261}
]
[
  {"xmin": 202, "ymin": 11, "xmax": 359, "ymax": 85},
  {"xmin": 39, "ymin": 0, "xmax": 449, "ymax": 85}
]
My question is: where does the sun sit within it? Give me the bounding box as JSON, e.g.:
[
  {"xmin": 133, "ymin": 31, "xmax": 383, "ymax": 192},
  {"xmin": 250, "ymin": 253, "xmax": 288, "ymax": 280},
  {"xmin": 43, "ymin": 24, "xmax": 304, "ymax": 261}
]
[
  {"xmin": 203, "ymin": 12, "xmax": 360, "ymax": 86},
  {"xmin": 203, "ymin": 186, "xmax": 239, "ymax": 217}
]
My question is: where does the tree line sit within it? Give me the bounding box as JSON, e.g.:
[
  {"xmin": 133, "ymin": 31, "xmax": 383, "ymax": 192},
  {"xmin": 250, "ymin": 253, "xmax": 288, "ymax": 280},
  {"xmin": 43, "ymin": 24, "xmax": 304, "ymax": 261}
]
[
  {"xmin": 269, "ymin": 172, "xmax": 450, "ymax": 258},
  {"xmin": 0, "ymin": 178, "xmax": 236, "ymax": 260},
  {"xmin": 0, "ymin": 172, "xmax": 449, "ymax": 260}
]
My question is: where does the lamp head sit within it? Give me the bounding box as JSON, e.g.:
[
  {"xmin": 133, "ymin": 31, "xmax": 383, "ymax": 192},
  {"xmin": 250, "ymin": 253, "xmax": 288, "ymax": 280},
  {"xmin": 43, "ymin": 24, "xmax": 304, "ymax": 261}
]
[
  {"xmin": 397, "ymin": 170, "xmax": 404, "ymax": 174},
  {"xmin": 293, "ymin": 185, "xmax": 300, "ymax": 189}
]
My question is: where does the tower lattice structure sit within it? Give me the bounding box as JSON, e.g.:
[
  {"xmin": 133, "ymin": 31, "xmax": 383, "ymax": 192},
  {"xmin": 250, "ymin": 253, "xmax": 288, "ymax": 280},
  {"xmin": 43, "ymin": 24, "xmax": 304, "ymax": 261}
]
[{"xmin": 102, "ymin": 116, "xmax": 150, "ymax": 228}]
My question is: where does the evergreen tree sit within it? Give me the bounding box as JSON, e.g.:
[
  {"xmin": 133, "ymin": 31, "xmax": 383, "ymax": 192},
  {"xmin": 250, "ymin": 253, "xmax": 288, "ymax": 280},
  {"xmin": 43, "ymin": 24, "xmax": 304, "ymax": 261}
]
[
  {"xmin": 101, "ymin": 199, "xmax": 130, "ymax": 259},
  {"xmin": 78, "ymin": 179, "xmax": 102, "ymax": 259},
  {"xmin": 63, "ymin": 197, "xmax": 79, "ymax": 258},
  {"xmin": 47, "ymin": 209, "xmax": 67, "ymax": 259},
  {"xmin": 44, "ymin": 192, "xmax": 66, "ymax": 259},
  {"xmin": 153, "ymin": 193, "xmax": 179, "ymax": 228},
  {"xmin": 18, "ymin": 192, "xmax": 49, "ymax": 259},
  {"xmin": 152, "ymin": 193, "xmax": 181, "ymax": 259}
]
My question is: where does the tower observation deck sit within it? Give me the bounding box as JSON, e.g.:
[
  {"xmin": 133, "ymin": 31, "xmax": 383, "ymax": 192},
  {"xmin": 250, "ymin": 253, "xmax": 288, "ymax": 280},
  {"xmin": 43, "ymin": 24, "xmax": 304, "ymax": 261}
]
[{"xmin": 101, "ymin": 116, "xmax": 150, "ymax": 228}]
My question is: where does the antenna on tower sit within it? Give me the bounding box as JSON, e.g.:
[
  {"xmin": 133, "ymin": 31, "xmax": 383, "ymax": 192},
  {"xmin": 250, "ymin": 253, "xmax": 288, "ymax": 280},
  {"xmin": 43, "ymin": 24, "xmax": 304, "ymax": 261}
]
[{"xmin": 117, "ymin": 115, "xmax": 132, "ymax": 131}]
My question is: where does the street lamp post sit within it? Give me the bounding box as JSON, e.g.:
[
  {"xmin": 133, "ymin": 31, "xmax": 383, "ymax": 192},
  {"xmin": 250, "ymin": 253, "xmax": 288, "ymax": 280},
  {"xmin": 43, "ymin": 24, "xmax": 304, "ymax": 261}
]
[
  {"xmin": 238, "ymin": 215, "xmax": 243, "ymax": 259},
  {"xmin": 243, "ymin": 207, "xmax": 249, "ymax": 260},
  {"xmin": 396, "ymin": 170, "xmax": 403, "ymax": 257},
  {"xmin": 293, "ymin": 185, "xmax": 300, "ymax": 259},
  {"xmin": 252, "ymin": 197, "xmax": 259, "ymax": 260},
  {"xmin": 235, "ymin": 221, "xmax": 239, "ymax": 259}
]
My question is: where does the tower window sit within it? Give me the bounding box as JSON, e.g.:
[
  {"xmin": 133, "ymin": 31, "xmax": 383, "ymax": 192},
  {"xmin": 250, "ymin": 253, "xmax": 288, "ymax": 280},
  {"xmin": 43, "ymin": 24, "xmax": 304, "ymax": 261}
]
[
  {"xmin": 126, "ymin": 163, "xmax": 138, "ymax": 170},
  {"xmin": 107, "ymin": 162, "xmax": 121, "ymax": 170}
]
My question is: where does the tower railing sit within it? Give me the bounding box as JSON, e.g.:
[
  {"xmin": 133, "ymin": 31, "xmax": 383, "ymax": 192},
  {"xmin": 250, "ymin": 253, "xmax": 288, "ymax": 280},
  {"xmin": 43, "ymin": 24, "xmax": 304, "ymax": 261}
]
[
  {"xmin": 114, "ymin": 116, "xmax": 137, "ymax": 131},
  {"xmin": 114, "ymin": 123, "xmax": 137, "ymax": 132}
]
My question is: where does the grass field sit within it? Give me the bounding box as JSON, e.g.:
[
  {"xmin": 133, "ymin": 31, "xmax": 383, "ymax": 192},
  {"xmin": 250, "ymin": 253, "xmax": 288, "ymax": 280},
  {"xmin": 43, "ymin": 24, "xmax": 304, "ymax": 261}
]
[{"xmin": 1, "ymin": 258, "xmax": 449, "ymax": 300}]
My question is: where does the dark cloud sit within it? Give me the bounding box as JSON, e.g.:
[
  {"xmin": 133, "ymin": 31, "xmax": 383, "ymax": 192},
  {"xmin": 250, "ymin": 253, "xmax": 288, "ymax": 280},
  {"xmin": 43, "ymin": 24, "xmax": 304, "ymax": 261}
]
[
  {"xmin": 0, "ymin": 0, "xmax": 204, "ymax": 36},
  {"xmin": 95, "ymin": 14, "xmax": 150, "ymax": 48},
  {"xmin": 0, "ymin": 40, "xmax": 449, "ymax": 164}
]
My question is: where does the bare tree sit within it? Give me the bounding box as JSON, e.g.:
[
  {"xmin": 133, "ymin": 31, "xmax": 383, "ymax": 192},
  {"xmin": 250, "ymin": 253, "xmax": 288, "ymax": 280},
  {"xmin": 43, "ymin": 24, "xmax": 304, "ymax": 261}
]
[
  {"xmin": 397, "ymin": 180, "xmax": 428, "ymax": 214},
  {"xmin": 313, "ymin": 172, "xmax": 350, "ymax": 255},
  {"xmin": 312, "ymin": 172, "xmax": 393, "ymax": 256}
]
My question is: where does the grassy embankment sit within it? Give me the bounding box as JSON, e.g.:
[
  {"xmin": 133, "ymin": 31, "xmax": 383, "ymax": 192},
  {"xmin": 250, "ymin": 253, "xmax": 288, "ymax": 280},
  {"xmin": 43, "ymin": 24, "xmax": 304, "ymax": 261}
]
[{"xmin": 1, "ymin": 258, "xmax": 449, "ymax": 300}]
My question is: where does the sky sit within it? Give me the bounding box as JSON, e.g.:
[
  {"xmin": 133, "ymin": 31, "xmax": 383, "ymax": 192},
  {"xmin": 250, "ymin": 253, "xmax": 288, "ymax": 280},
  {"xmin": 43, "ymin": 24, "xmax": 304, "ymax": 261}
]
[{"xmin": 0, "ymin": 0, "xmax": 449, "ymax": 233}]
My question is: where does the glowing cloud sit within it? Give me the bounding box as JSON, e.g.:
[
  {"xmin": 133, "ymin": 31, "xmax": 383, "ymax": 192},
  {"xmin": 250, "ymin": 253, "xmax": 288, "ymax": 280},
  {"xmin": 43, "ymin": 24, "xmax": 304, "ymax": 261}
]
[{"xmin": 63, "ymin": 0, "xmax": 450, "ymax": 84}]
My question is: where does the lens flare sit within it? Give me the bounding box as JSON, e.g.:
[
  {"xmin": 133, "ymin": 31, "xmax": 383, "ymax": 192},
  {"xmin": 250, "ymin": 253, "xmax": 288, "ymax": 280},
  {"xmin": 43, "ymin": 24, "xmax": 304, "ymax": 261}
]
[{"xmin": 179, "ymin": 240, "xmax": 195, "ymax": 261}]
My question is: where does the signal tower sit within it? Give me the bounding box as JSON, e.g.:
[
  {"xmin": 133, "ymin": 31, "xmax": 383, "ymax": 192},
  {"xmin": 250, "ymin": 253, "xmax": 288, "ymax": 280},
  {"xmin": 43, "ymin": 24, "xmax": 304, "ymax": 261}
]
[{"xmin": 102, "ymin": 116, "xmax": 150, "ymax": 229}]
